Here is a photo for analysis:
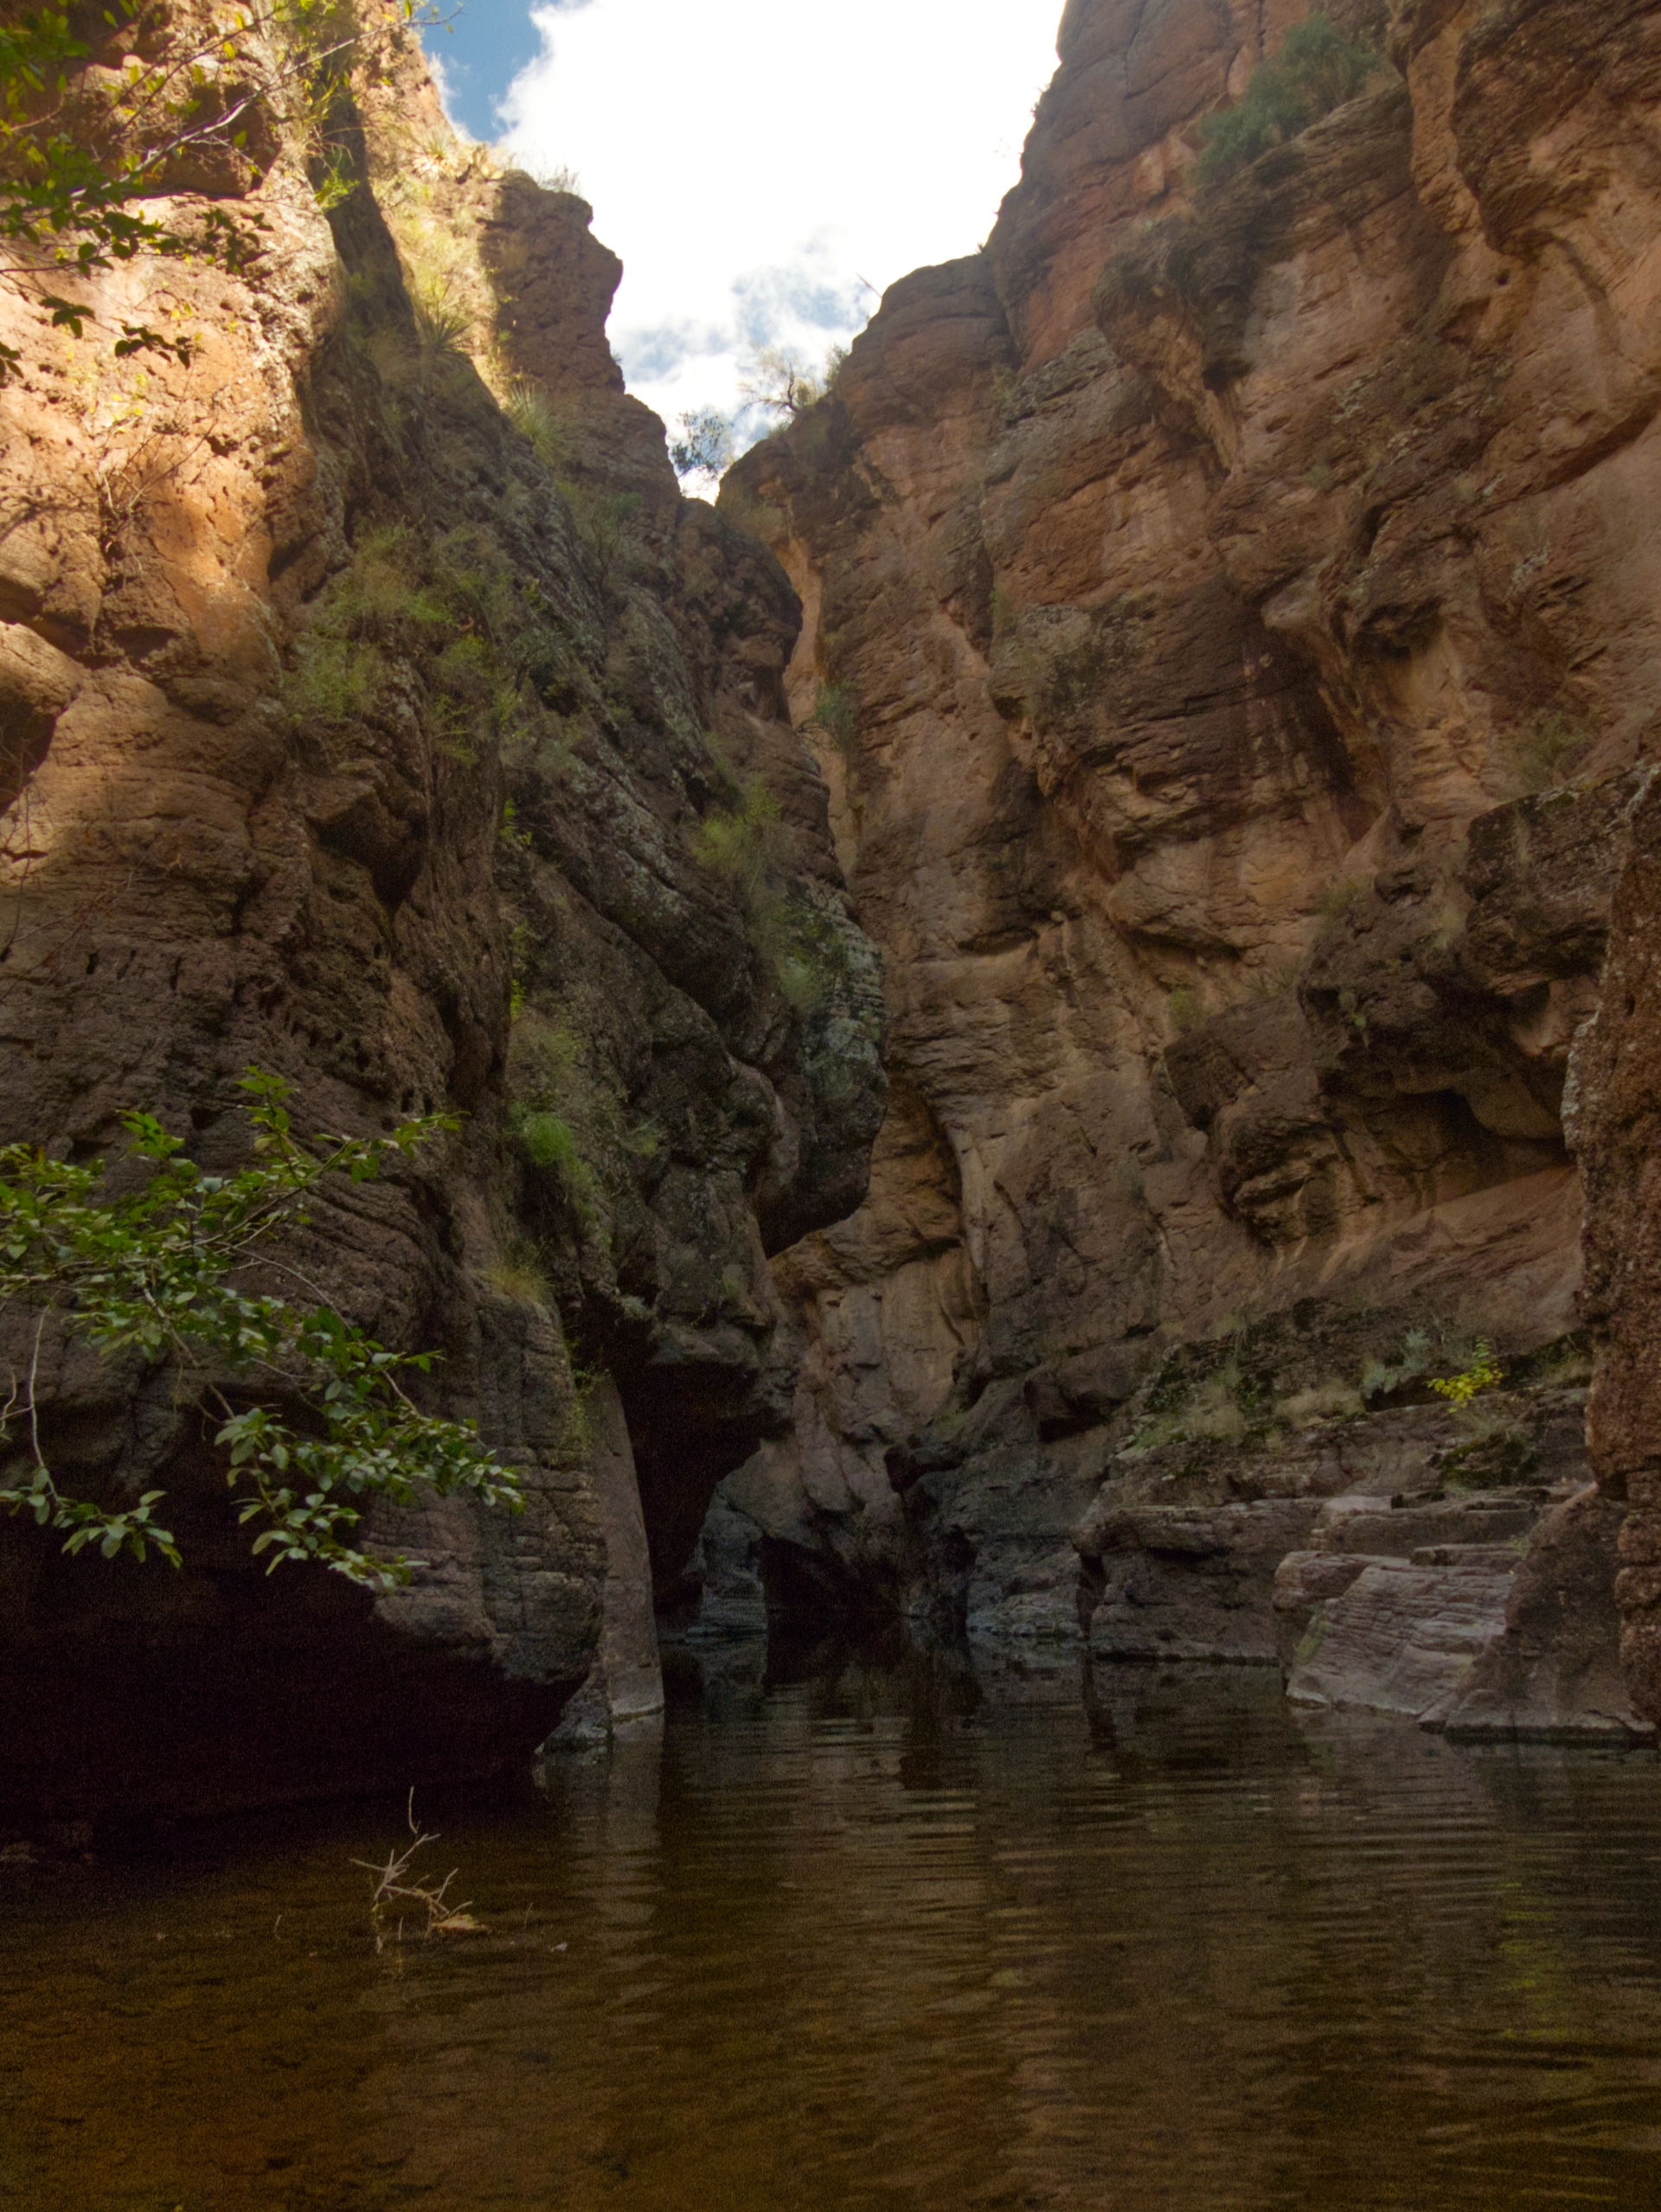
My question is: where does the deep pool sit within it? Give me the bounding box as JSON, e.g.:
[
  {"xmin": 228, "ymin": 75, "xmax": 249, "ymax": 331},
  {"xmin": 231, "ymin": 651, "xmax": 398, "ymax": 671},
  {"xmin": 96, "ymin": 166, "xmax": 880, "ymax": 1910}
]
[{"xmin": 5, "ymin": 1655, "xmax": 1661, "ymax": 2210}]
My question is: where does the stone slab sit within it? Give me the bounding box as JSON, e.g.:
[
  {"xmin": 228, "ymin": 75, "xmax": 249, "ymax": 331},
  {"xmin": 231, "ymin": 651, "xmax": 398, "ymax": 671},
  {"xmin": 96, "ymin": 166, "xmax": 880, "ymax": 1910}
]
[{"xmin": 1286, "ymin": 1559, "xmax": 1516, "ymax": 1721}]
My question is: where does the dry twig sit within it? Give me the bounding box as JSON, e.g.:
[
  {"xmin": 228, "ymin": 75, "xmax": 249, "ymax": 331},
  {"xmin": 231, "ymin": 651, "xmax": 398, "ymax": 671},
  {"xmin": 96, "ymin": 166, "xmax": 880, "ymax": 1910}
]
[{"xmin": 355, "ymin": 1791, "xmax": 484, "ymax": 1951}]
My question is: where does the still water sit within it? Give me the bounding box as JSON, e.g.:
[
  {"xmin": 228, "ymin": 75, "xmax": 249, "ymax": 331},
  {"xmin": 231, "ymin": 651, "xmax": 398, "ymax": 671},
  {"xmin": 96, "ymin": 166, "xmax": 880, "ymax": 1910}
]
[{"xmin": 5, "ymin": 1657, "xmax": 1661, "ymax": 2211}]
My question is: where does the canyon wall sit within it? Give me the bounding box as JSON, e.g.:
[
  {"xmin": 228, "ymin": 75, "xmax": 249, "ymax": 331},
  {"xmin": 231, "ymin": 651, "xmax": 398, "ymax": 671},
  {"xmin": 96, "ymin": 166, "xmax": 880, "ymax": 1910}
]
[
  {"xmin": 7, "ymin": 0, "xmax": 1661, "ymax": 1821},
  {"xmin": 0, "ymin": 5, "xmax": 881, "ymax": 1823},
  {"xmin": 714, "ymin": 0, "xmax": 1661, "ymax": 1735}
]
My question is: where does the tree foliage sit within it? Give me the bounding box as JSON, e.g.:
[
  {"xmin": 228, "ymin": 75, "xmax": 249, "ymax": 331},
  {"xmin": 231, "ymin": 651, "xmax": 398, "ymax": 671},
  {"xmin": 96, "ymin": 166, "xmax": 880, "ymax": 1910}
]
[
  {"xmin": 3, "ymin": 2, "xmax": 308, "ymax": 272},
  {"xmin": 735, "ymin": 339, "xmax": 848, "ymax": 426},
  {"xmin": 0, "ymin": 0, "xmax": 439, "ymax": 377},
  {"xmin": 3, "ymin": 5, "xmax": 240, "ymax": 278},
  {"xmin": 0, "ymin": 1071, "xmax": 522, "ymax": 1587},
  {"xmin": 669, "ymin": 405, "xmax": 734, "ymax": 484},
  {"xmin": 1195, "ymin": 12, "xmax": 1378, "ymax": 196},
  {"xmin": 737, "ymin": 345, "xmax": 819, "ymax": 420}
]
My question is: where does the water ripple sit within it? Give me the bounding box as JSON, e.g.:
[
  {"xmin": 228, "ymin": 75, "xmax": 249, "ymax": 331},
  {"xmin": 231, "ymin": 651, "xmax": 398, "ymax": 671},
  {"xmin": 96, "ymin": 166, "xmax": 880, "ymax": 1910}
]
[{"xmin": 4, "ymin": 1664, "xmax": 1661, "ymax": 2208}]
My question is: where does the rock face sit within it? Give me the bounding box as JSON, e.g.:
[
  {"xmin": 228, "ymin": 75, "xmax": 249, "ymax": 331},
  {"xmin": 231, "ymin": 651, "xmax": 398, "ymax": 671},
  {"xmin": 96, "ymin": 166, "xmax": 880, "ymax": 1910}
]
[
  {"xmin": 9, "ymin": 0, "xmax": 1661, "ymax": 1807},
  {"xmin": 0, "ymin": 7, "xmax": 881, "ymax": 1823},
  {"xmin": 1439, "ymin": 1484, "xmax": 1644, "ymax": 1741},
  {"xmin": 1576, "ymin": 773, "xmax": 1661, "ymax": 1727},
  {"xmin": 711, "ymin": 0, "xmax": 1661, "ymax": 1729}
]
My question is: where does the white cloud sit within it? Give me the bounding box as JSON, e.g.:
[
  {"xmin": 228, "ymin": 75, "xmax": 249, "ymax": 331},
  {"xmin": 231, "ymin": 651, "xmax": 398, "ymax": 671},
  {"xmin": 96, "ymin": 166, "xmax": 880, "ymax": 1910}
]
[{"xmin": 490, "ymin": 0, "xmax": 1060, "ymax": 453}]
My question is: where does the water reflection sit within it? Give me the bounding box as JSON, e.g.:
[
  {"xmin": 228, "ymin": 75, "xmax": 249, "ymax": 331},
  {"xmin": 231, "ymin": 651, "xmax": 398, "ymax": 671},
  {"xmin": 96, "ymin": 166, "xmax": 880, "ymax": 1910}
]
[{"xmin": 4, "ymin": 1657, "xmax": 1661, "ymax": 2209}]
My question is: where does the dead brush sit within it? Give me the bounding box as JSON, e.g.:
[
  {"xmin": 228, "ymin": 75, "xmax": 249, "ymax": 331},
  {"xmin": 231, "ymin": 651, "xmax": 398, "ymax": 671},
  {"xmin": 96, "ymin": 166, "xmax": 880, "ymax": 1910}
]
[
  {"xmin": 93, "ymin": 424, "xmax": 209, "ymax": 559},
  {"xmin": 355, "ymin": 1792, "xmax": 485, "ymax": 1952}
]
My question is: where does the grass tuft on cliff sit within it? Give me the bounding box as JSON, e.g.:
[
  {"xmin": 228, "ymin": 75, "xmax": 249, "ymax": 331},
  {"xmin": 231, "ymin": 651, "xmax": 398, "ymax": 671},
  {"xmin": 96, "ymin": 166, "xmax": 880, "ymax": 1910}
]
[
  {"xmin": 805, "ymin": 681, "xmax": 859, "ymax": 761},
  {"xmin": 1196, "ymin": 12, "xmax": 1379, "ymax": 196},
  {"xmin": 1504, "ymin": 709, "xmax": 1597, "ymax": 797},
  {"xmin": 689, "ymin": 779, "xmax": 852, "ymax": 1014},
  {"xmin": 282, "ymin": 520, "xmax": 577, "ymax": 771}
]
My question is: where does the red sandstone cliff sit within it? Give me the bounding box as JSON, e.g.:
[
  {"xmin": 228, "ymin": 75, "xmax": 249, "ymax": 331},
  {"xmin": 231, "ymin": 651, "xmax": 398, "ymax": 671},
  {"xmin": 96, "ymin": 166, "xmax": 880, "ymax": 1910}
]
[
  {"xmin": 717, "ymin": 0, "xmax": 1661, "ymax": 1735},
  {"xmin": 0, "ymin": 4, "xmax": 882, "ymax": 1822},
  {"xmin": 7, "ymin": 0, "xmax": 1661, "ymax": 1809}
]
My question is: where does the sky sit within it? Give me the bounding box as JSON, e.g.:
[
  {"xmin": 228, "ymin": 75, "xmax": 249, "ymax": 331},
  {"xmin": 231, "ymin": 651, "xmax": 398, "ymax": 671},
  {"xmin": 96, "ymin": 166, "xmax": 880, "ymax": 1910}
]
[{"xmin": 422, "ymin": 0, "xmax": 1061, "ymax": 467}]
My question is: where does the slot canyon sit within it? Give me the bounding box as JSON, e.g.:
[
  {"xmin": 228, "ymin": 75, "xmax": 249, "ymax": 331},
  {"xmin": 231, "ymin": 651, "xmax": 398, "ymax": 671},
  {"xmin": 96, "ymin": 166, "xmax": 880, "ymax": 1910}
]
[{"xmin": 6, "ymin": 3, "xmax": 1661, "ymax": 2203}]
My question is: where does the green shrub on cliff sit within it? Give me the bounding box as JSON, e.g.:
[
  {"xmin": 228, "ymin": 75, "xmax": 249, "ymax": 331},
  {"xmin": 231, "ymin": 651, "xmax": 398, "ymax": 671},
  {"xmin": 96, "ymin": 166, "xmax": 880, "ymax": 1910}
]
[
  {"xmin": 503, "ymin": 381, "xmax": 576, "ymax": 473},
  {"xmin": 282, "ymin": 522, "xmax": 575, "ymax": 775},
  {"xmin": 1195, "ymin": 12, "xmax": 1378, "ymax": 195},
  {"xmin": 0, "ymin": 1072, "xmax": 522, "ymax": 1586},
  {"xmin": 507, "ymin": 1013, "xmax": 609, "ymax": 1226},
  {"xmin": 568, "ymin": 489, "xmax": 644, "ymax": 591},
  {"xmin": 282, "ymin": 630, "xmax": 387, "ymax": 724},
  {"xmin": 409, "ymin": 274, "xmax": 471, "ymax": 357},
  {"xmin": 807, "ymin": 681, "xmax": 859, "ymax": 760},
  {"xmin": 689, "ymin": 779, "xmax": 850, "ymax": 1014},
  {"xmin": 689, "ymin": 779, "xmax": 787, "ymax": 901},
  {"xmin": 516, "ymin": 1110, "xmax": 600, "ymax": 1221},
  {"xmin": 1429, "ymin": 1342, "xmax": 1505, "ymax": 1408},
  {"xmin": 1505, "ymin": 709, "xmax": 1596, "ymax": 796},
  {"xmin": 754, "ymin": 890, "xmax": 850, "ymax": 1016}
]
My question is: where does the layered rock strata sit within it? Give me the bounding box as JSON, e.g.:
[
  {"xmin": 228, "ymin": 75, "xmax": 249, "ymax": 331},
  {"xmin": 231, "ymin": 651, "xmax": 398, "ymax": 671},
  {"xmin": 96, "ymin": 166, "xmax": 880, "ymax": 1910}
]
[
  {"xmin": 0, "ymin": 8, "xmax": 881, "ymax": 1821},
  {"xmin": 712, "ymin": 0, "xmax": 1661, "ymax": 1734}
]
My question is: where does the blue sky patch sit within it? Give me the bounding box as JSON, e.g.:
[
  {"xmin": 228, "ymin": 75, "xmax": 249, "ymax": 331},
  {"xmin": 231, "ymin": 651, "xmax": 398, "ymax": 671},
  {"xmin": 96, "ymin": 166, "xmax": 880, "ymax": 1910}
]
[{"xmin": 422, "ymin": 0, "xmax": 553, "ymax": 140}]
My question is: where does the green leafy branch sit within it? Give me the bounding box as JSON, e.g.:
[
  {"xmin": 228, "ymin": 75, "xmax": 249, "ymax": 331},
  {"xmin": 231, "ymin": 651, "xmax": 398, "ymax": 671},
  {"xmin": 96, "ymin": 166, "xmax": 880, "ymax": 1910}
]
[
  {"xmin": 0, "ymin": 0, "xmax": 451, "ymax": 373},
  {"xmin": 0, "ymin": 1068, "xmax": 522, "ymax": 1586},
  {"xmin": 0, "ymin": 3, "xmax": 275, "ymax": 282}
]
